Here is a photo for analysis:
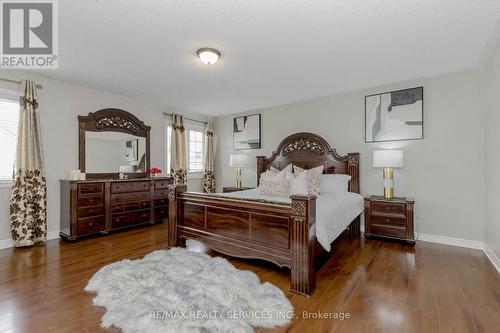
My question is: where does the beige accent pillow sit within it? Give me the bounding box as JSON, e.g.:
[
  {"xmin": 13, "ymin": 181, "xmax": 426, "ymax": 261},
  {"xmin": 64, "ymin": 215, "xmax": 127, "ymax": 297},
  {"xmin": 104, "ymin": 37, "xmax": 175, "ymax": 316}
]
[
  {"xmin": 269, "ymin": 164, "xmax": 293, "ymax": 174},
  {"xmin": 260, "ymin": 179, "xmax": 290, "ymax": 197},
  {"xmin": 293, "ymin": 165, "xmax": 324, "ymax": 196}
]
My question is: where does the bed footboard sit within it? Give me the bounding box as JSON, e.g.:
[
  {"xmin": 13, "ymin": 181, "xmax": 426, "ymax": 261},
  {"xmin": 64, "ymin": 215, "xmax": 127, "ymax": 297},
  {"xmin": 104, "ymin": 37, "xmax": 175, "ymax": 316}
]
[{"xmin": 167, "ymin": 185, "xmax": 318, "ymax": 296}]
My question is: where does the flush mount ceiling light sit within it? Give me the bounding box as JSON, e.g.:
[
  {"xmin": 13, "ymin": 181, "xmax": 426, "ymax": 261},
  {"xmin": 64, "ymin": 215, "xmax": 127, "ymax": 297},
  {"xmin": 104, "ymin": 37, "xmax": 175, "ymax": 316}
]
[{"xmin": 196, "ymin": 47, "xmax": 221, "ymax": 65}]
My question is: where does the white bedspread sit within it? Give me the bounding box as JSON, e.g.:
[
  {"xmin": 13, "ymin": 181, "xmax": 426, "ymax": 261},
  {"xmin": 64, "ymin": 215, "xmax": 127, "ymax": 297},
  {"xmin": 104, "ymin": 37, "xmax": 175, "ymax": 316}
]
[{"xmin": 217, "ymin": 189, "xmax": 364, "ymax": 251}]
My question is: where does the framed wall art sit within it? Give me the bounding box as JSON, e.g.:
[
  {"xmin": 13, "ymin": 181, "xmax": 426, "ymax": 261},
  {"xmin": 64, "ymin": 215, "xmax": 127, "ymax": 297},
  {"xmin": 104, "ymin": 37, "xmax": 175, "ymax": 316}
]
[
  {"xmin": 233, "ymin": 114, "xmax": 261, "ymax": 150},
  {"xmin": 365, "ymin": 87, "xmax": 423, "ymax": 143}
]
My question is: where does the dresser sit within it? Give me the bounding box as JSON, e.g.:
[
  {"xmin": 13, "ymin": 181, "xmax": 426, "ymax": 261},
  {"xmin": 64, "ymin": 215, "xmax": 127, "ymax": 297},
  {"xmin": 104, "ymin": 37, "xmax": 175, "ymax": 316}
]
[
  {"xmin": 60, "ymin": 177, "xmax": 173, "ymax": 241},
  {"xmin": 364, "ymin": 195, "xmax": 415, "ymax": 244}
]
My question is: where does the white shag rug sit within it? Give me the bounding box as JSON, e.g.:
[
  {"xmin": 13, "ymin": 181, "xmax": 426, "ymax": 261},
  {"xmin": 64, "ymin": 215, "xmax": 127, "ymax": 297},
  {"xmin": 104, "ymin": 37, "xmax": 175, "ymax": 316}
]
[{"xmin": 85, "ymin": 248, "xmax": 294, "ymax": 333}]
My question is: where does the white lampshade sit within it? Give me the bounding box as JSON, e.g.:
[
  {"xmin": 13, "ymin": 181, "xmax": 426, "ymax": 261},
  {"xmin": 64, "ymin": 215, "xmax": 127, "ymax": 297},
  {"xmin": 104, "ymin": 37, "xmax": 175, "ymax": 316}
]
[
  {"xmin": 373, "ymin": 150, "xmax": 404, "ymax": 168},
  {"xmin": 230, "ymin": 154, "xmax": 247, "ymax": 168}
]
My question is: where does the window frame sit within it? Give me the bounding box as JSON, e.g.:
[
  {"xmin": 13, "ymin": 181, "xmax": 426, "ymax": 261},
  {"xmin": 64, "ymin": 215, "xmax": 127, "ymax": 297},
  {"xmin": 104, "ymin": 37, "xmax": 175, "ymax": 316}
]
[
  {"xmin": 0, "ymin": 91, "xmax": 19, "ymax": 187},
  {"xmin": 165, "ymin": 118, "xmax": 205, "ymax": 179}
]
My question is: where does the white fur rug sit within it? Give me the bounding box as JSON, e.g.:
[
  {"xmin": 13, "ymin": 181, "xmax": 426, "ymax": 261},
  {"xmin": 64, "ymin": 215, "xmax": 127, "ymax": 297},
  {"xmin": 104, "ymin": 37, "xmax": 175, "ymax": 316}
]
[{"xmin": 85, "ymin": 248, "xmax": 294, "ymax": 333}]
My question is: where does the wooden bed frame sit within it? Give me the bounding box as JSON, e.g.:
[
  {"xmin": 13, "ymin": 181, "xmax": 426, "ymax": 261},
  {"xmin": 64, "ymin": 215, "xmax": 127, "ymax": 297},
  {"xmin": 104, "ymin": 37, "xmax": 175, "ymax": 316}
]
[{"xmin": 167, "ymin": 132, "xmax": 360, "ymax": 296}]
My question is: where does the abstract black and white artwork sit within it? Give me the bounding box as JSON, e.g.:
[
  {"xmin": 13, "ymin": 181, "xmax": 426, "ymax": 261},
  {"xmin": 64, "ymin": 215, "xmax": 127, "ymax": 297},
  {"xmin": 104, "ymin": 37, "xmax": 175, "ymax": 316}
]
[
  {"xmin": 233, "ymin": 114, "xmax": 261, "ymax": 150},
  {"xmin": 125, "ymin": 139, "xmax": 138, "ymax": 162},
  {"xmin": 365, "ymin": 87, "xmax": 423, "ymax": 142}
]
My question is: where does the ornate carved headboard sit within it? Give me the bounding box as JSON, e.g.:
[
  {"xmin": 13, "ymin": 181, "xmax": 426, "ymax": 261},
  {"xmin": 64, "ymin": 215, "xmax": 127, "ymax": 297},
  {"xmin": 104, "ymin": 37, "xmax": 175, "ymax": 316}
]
[{"xmin": 256, "ymin": 132, "xmax": 360, "ymax": 193}]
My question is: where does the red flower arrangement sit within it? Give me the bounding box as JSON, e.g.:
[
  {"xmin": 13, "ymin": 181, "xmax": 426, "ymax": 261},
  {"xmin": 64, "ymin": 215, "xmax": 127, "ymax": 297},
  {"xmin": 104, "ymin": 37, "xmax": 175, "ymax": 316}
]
[{"xmin": 149, "ymin": 167, "xmax": 162, "ymax": 176}]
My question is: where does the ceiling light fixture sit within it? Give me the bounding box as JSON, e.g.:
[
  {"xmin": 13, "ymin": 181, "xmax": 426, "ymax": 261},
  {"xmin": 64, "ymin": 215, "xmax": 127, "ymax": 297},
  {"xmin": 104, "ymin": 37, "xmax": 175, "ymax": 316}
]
[{"xmin": 196, "ymin": 47, "xmax": 221, "ymax": 65}]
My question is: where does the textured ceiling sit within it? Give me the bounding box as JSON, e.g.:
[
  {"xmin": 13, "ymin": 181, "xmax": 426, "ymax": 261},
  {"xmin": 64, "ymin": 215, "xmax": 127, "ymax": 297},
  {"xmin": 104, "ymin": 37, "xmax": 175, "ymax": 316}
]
[{"xmin": 35, "ymin": 0, "xmax": 500, "ymax": 115}]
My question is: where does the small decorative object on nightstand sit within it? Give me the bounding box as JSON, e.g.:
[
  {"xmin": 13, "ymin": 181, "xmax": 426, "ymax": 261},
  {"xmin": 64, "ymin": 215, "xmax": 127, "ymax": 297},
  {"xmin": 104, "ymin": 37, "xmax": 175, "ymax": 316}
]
[
  {"xmin": 364, "ymin": 195, "xmax": 415, "ymax": 244},
  {"xmin": 222, "ymin": 186, "xmax": 254, "ymax": 193}
]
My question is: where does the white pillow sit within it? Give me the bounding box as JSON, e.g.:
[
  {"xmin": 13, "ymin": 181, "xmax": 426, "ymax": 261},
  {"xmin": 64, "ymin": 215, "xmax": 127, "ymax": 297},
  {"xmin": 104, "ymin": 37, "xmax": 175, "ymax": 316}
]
[
  {"xmin": 293, "ymin": 165, "xmax": 324, "ymax": 196},
  {"xmin": 286, "ymin": 171, "xmax": 309, "ymax": 195},
  {"xmin": 319, "ymin": 174, "xmax": 351, "ymax": 194},
  {"xmin": 270, "ymin": 164, "xmax": 293, "ymax": 174},
  {"xmin": 261, "ymin": 164, "xmax": 292, "ymax": 182}
]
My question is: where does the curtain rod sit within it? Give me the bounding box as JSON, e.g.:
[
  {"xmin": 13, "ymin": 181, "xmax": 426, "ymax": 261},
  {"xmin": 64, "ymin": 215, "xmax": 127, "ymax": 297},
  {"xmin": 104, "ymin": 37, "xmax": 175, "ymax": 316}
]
[
  {"xmin": 163, "ymin": 112, "xmax": 207, "ymax": 125},
  {"xmin": 0, "ymin": 78, "xmax": 43, "ymax": 89}
]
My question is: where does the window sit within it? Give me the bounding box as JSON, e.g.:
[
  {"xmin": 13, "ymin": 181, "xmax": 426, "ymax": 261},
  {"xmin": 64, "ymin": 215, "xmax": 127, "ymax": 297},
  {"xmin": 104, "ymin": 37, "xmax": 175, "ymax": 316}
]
[
  {"xmin": 165, "ymin": 120, "xmax": 205, "ymax": 175},
  {"xmin": 188, "ymin": 128, "xmax": 204, "ymax": 172},
  {"xmin": 0, "ymin": 98, "xmax": 19, "ymax": 182}
]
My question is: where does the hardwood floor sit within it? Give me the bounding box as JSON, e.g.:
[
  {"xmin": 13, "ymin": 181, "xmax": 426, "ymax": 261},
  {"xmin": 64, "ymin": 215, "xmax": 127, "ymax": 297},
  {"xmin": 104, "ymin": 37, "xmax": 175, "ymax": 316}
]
[{"xmin": 0, "ymin": 223, "xmax": 498, "ymax": 333}]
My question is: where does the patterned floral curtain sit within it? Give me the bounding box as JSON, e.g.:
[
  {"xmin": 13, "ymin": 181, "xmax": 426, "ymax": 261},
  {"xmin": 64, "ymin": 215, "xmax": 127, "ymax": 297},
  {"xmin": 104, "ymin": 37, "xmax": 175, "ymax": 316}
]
[
  {"xmin": 10, "ymin": 80, "xmax": 47, "ymax": 247},
  {"xmin": 170, "ymin": 114, "xmax": 187, "ymax": 184},
  {"xmin": 202, "ymin": 121, "xmax": 215, "ymax": 193}
]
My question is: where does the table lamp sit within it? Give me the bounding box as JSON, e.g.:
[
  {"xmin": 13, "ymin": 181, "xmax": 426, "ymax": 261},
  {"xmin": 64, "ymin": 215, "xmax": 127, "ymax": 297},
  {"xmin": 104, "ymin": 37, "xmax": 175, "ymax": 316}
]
[
  {"xmin": 230, "ymin": 154, "xmax": 247, "ymax": 188},
  {"xmin": 373, "ymin": 150, "xmax": 404, "ymax": 199}
]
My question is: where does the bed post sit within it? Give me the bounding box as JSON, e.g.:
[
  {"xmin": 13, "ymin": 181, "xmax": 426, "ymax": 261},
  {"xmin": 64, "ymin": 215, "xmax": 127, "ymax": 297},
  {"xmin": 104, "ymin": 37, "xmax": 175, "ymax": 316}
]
[
  {"xmin": 347, "ymin": 153, "xmax": 360, "ymax": 194},
  {"xmin": 167, "ymin": 184, "xmax": 187, "ymax": 248},
  {"xmin": 290, "ymin": 194, "xmax": 317, "ymax": 296}
]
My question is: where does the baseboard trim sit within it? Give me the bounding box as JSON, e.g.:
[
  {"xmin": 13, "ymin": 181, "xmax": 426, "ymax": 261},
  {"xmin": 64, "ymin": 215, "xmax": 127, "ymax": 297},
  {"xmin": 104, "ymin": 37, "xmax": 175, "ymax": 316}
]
[
  {"xmin": 483, "ymin": 247, "xmax": 500, "ymax": 274},
  {"xmin": 0, "ymin": 230, "xmax": 60, "ymax": 250},
  {"xmin": 416, "ymin": 233, "xmax": 484, "ymax": 250}
]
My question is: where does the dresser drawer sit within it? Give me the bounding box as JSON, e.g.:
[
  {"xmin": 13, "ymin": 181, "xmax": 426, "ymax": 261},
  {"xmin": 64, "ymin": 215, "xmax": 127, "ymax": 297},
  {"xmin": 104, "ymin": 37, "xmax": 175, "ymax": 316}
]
[
  {"xmin": 154, "ymin": 179, "xmax": 172, "ymax": 190},
  {"xmin": 370, "ymin": 224, "xmax": 407, "ymax": 239},
  {"xmin": 112, "ymin": 209, "xmax": 151, "ymax": 228},
  {"xmin": 111, "ymin": 181, "xmax": 150, "ymax": 194},
  {"xmin": 78, "ymin": 183, "xmax": 103, "ymax": 195},
  {"xmin": 155, "ymin": 197, "xmax": 169, "ymax": 207},
  {"xmin": 111, "ymin": 191, "xmax": 151, "ymax": 203},
  {"xmin": 155, "ymin": 207, "xmax": 168, "ymax": 221},
  {"xmin": 154, "ymin": 189, "xmax": 170, "ymax": 199},
  {"xmin": 371, "ymin": 201, "xmax": 405, "ymax": 217},
  {"xmin": 111, "ymin": 200, "xmax": 151, "ymax": 213},
  {"xmin": 78, "ymin": 205, "xmax": 105, "ymax": 218},
  {"xmin": 371, "ymin": 215, "xmax": 406, "ymax": 227},
  {"xmin": 78, "ymin": 194, "xmax": 104, "ymax": 207},
  {"xmin": 77, "ymin": 216, "xmax": 105, "ymax": 235}
]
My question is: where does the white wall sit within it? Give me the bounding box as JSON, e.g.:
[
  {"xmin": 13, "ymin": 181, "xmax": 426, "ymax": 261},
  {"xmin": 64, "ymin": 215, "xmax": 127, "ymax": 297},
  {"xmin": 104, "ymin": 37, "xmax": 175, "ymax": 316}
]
[
  {"xmin": 0, "ymin": 70, "xmax": 207, "ymax": 244},
  {"xmin": 483, "ymin": 40, "xmax": 500, "ymax": 259},
  {"xmin": 215, "ymin": 69, "xmax": 485, "ymax": 242}
]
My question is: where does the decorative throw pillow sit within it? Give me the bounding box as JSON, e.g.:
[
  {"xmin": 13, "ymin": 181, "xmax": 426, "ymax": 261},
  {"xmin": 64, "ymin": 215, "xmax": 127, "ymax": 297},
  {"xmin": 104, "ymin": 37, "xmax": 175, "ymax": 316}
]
[
  {"xmin": 260, "ymin": 179, "xmax": 290, "ymax": 197},
  {"xmin": 319, "ymin": 174, "xmax": 351, "ymax": 194},
  {"xmin": 270, "ymin": 164, "xmax": 292, "ymax": 174},
  {"xmin": 287, "ymin": 171, "xmax": 309, "ymax": 195},
  {"xmin": 293, "ymin": 165, "xmax": 324, "ymax": 196},
  {"xmin": 261, "ymin": 164, "xmax": 292, "ymax": 182}
]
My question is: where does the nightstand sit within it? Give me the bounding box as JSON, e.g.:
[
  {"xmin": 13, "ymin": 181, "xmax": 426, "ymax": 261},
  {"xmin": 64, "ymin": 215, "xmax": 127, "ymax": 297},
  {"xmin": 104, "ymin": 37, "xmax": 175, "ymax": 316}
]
[
  {"xmin": 222, "ymin": 186, "xmax": 254, "ymax": 193},
  {"xmin": 364, "ymin": 195, "xmax": 415, "ymax": 244}
]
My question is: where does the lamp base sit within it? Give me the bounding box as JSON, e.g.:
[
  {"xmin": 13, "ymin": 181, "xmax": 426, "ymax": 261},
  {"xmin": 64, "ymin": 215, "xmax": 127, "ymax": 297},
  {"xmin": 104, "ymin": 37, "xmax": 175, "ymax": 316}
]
[
  {"xmin": 235, "ymin": 167, "xmax": 242, "ymax": 188},
  {"xmin": 383, "ymin": 167, "xmax": 395, "ymax": 199}
]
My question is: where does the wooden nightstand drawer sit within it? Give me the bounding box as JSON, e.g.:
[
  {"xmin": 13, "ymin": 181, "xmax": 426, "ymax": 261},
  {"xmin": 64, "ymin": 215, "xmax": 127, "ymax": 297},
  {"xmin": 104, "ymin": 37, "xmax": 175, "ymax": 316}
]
[
  {"xmin": 222, "ymin": 187, "xmax": 254, "ymax": 193},
  {"xmin": 370, "ymin": 224, "xmax": 406, "ymax": 239},
  {"xmin": 371, "ymin": 201, "xmax": 405, "ymax": 217},
  {"xmin": 371, "ymin": 215, "xmax": 406, "ymax": 227},
  {"xmin": 364, "ymin": 195, "xmax": 415, "ymax": 244}
]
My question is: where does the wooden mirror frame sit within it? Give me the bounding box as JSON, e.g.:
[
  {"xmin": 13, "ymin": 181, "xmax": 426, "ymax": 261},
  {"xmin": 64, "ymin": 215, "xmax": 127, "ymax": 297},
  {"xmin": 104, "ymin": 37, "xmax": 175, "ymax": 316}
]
[{"xmin": 78, "ymin": 108, "xmax": 151, "ymax": 179}]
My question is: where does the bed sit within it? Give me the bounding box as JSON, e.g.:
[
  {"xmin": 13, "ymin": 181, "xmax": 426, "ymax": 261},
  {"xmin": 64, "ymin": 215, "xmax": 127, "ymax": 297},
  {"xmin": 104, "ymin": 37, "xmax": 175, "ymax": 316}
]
[{"xmin": 167, "ymin": 132, "xmax": 363, "ymax": 296}]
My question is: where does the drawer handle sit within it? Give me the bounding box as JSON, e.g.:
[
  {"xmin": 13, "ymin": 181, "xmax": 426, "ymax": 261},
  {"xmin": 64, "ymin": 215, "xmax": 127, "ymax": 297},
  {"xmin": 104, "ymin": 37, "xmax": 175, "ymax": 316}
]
[
  {"xmin": 142, "ymin": 214, "xmax": 147, "ymax": 217},
  {"xmin": 116, "ymin": 218, "xmax": 120, "ymax": 222},
  {"xmin": 385, "ymin": 207, "xmax": 390, "ymax": 210},
  {"xmin": 385, "ymin": 218, "xmax": 390, "ymax": 223},
  {"xmin": 89, "ymin": 222, "xmax": 94, "ymax": 227},
  {"xmin": 161, "ymin": 210, "xmax": 165, "ymax": 214},
  {"xmin": 89, "ymin": 209, "xmax": 94, "ymax": 213},
  {"xmin": 89, "ymin": 199, "xmax": 94, "ymax": 203}
]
